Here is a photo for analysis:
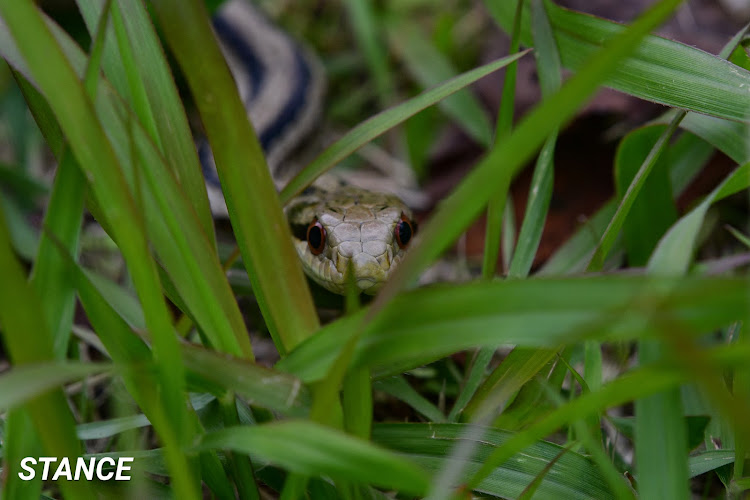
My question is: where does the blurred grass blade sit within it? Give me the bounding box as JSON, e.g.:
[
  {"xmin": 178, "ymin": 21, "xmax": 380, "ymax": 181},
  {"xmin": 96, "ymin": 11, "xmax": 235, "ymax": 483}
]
[
  {"xmin": 486, "ymin": 0, "xmax": 750, "ymax": 122},
  {"xmin": 0, "ymin": 205, "xmax": 98, "ymax": 500},
  {"xmin": 150, "ymin": 0, "xmax": 319, "ymax": 353},
  {"xmin": 27, "ymin": 0, "xmax": 112, "ymax": 360},
  {"xmin": 726, "ymin": 225, "xmax": 750, "ymax": 249},
  {"xmin": 448, "ymin": 347, "xmax": 494, "ymax": 422},
  {"xmin": 76, "ymin": 0, "xmax": 216, "ymax": 243},
  {"xmin": 196, "ymin": 422, "xmax": 431, "ymax": 495},
  {"xmin": 280, "ymin": 51, "xmax": 529, "ymax": 203},
  {"xmin": 278, "ymin": 275, "xmax": 745, "ymax": 382},
  {"xmin": 346, "ymin": 0, "xmax": 393, "ymax": 107},
  {"xmin": 386, "ymin": 19, "xmax": 493, "ymax": 146},
  {"xmin": 373, "ymin": 376, "xmax": 447, "ymax": 423},
  {"xmin": 671, "ymin": 112, "xmax": 750, "ymax": 164},
  {"xmin": 465, "ymin": 363, "xmax": 689, "ymax": 490},
  {"xmin": 0, "ymin": 3, "xmax": 200, "ymax": 495},
  {"xmin": 0, "ymin": 362, "xmax": 110, "ymax": 411},
  {"xmin": 463, "ymin": 347, "xmax": 557, "ymax": 421},
  {"xmin": 182, "ymin": 345, "xmax": 312, "ymax": 417},
  {"xmin": 635, "ymin": 339, "xmax": 689, "ymax": 499},
  {"xmin": 1, "ymin": 8, "xmax": 254, "ymax": 359},
  {"xmin": 482, "ymin": 0, "xmax": 523, "ymax": 279},
  {"xmin": 373, "ymin": 423, "xmax": 615, "ymax": 499}
]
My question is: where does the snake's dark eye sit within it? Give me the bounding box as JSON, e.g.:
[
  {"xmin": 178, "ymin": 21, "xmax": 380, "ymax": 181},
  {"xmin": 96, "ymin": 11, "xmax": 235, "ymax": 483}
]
[
  {"xmin": 307, "ymin": 218, "xmax": 326, "ymax": 255},
  {"xmin": 395, "ymin": 213, "xmax": 414, "ymax": 249}
]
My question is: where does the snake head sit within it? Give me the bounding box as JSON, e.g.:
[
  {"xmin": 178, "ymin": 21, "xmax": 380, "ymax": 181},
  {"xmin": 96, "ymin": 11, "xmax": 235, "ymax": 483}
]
[{"xmin": 287, "ymin": 186, "xmax": 415, "ymax": 295}]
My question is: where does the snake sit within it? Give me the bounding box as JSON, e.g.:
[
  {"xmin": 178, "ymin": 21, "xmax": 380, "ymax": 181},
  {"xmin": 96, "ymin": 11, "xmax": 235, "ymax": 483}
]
[{"xmin": 200, "ymin": 0, "xmax": 418, "ymax": 295}]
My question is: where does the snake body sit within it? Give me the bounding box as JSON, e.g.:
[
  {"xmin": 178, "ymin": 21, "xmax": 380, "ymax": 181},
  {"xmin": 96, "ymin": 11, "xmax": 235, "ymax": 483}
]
[{"xmin": 203, "ymin": 0, "xmax": 415, "ymax": 294}]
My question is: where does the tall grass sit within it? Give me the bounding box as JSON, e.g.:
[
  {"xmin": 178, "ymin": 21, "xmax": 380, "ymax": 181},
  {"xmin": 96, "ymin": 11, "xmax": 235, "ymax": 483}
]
[{"xmin": 0, "ymin": 0, "xmax": 749, "ymax": 498}]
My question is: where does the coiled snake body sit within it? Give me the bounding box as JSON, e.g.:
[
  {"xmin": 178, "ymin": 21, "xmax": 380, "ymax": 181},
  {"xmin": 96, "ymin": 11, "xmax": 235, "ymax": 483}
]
[{"xmin": 202, "ymin": 0, "xmax": 417, "ymax": 295}]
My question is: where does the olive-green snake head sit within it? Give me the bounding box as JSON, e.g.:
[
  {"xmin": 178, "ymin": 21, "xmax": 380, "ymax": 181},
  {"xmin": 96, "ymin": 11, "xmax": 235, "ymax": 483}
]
[{"xmin": 286, "ymin": 183, "xmax": 416, "ymax": 295}]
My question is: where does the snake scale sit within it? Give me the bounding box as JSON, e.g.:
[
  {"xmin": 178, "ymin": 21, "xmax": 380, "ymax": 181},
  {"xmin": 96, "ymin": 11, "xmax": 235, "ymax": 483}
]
[{"xmin": 201, "ymin": 0, "xmax": 417, "ymax": 295}]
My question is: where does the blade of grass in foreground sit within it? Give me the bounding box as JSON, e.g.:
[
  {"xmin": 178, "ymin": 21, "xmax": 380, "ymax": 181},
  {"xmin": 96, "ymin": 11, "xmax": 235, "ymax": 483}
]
[
  {"xmin": 0, "ymin": 209, "xmax": 97, "ymax": 500},
  {"xmin": 0, "ymin": 2, "xmax": 197, "ymax": 497},
  {"xmin": 373, "ymin": 423, "xmax": 615, "ymax": 500},
  {"xmin": 0, "ymin": 362, "xmax": 110, "ymax": 411},
  {"xmin": 277, "ymin": 275, "xmax": 745, "ymax": 382},
  {"xmin": 195, "ymin": 422, "xmax": 431, "ymax": 496},
  {"xmin": 150, "ymin": 0, "xmax": 318, "ymax": 354},
  {"xmin": 280, "ymin": 50, "xmax": 530, "ymax": 203},
  {"xmin": 1, "ymin": 10, "xmax": 254, "ymax": 359},
  {"xmin": 76, "ymin": 0, "xmax": 216, "ymax": 243}
]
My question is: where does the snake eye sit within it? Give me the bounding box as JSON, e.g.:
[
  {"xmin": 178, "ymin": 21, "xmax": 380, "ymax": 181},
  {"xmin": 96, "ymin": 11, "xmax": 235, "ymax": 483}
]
[
  {"xmin": 307, "ymin": 218, "xmax": 326, "ymax": 255},
  {"xmin": 395, "ymin": 213, "xmax": 414, "ymax": 249}
]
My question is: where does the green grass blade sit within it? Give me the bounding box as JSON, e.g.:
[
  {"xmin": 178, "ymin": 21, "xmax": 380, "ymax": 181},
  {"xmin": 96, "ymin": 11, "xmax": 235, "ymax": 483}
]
[
  {"xmin": 0, "ymin": 205, "xmax": 97, "ymax": 500},
  {"xmin": 486, "ymin": 0, "xmax": 750, "ymax": 122},
  {"xmin": 482, "ymin": 0, "xmax": 523, "ymax": 279},
  {"xmin": 0, "ymin": 362, "xmax": 110, "ymax": 411},
  {"xmin": 278, "ymin": 275, "xmax": 745, "ymax": 382},
  {"xmin": 688, "ymin": 450, "xmax": 736, "ymax": 478},
  {"xmin": 587, "ymin": 114, "xmax": 683, "ymax": 272},
  {"xmin": 539, "ymin": 131, "xmax": 713, "ymax": 276},
  {"xmin": 150, "ymin": 0, "xmax": 319, "ymax": 353},
  {"xmin": 3, "ymin": 10, "xmax": 254, "ymax": 359},
  {"xmin": 195, "ymin": 422, "xmax": 431, "ymax": 495},
  {"xmin": 648, "ymin": 161, "xmax": 750, "ymax": 274},
  {"xmin": 672, "ymin": 112, "xmax": 750, "ymax": 164},
  {"xmin": 2, "ymin": 410, "xmax": 42, "ymax": 500},
  {"xmin": 507, "ymin": 0, "xmax": 561, "ymax": 278},
  {"xmin": 182, "ymin": 345, "xmax": 312, "ymax": 417},
  {"xmin": 447, "ymin": 347, "xmax": 494, "ymax": 422},
  {"xmin": 386, "ymin": 19, "xmax": 492, "ymax": 146},
  {"xmin": 373, "ymin": 423, "xmax": 615, "ymax": 499},
  {"xmin": 634, "ymin": 29, "xmax": 750, "ymax": 493},
  {"xmin": 0, "ymin": 3, "xmax": 199, "ymax": 494},
  {"xmin": 346, "ymin": 0, "xmax": 393, "ymax": 107},
  {"xmin": 76, "ymin": 0, "xmax": 216, "ymax": 242},
  {"xmin": 635, "ymin": 340, "xmax": 689, "ymax": 499},
  {"xmin": 373, "ymin": 376, "xmax": 447, "ymax": 423},
  {"xmin": 280, "ymin": 51, "xmax": 529, "ymax": 203},
  {"xmin": 367, "ymin": 0, "xmax": 685, "ymax": 317},
  {"xmin": 613, "ymin": 125, "xmax": 679, "ymax": 266},
  {"xmin": 463, "ymin": 347, "xmax": 558, "ymax": 421},
  {"xmin": 28, "ymin": 0, "xmax": 111, "ymax": 360}
]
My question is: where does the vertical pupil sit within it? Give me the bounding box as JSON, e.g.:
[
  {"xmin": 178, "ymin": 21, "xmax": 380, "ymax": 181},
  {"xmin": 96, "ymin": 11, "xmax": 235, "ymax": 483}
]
[
  {"xmin": 398, "ymin": 221, "xmax": 412, "ymax": 245},
  {"xmin": 309, "ymin": 225, "xmax": 323, "ymax": 249}
]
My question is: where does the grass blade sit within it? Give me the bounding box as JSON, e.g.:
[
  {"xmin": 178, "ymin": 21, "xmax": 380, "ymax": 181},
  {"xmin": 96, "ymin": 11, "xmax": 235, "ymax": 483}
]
[
  {"xmin": 280, "ymin": 51, "xmax": 529, "ymax": 203},
  {"xmin": 150, "ymin": 0, "xmax": 319, "ymax": 353},
  {"xmin": 196, "ymin": 422, "xmax": 431, "ymax": 495}
]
